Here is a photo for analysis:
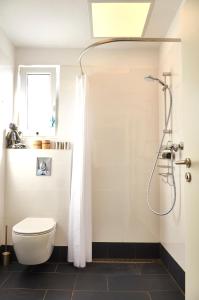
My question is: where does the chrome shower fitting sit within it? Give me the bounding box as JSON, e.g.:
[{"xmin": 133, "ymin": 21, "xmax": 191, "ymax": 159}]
[
  {"xmin": 163, "ymin": 129, "xmax": 172, "ymax": 134},
  {"xmin": 161, "ymin": 150, "xmax": 175, "ymax": 160},
  {"xmin": 161, "ymin": 141, "xmax": 184, "ymax": 152},
  {"xmin": 163, "ymin": 72, "xmax": 172, "ymax": 77},
  {"xmin": 144, "ymin": 75, "xmax": 168, "ymax": 89},
  {"xmin": 171, "ymin": 142, "xmax": 184, "ymax": 152},
  {"xmin": 146, "ymin": 73, "xmax": 177, "ymax": 216}
]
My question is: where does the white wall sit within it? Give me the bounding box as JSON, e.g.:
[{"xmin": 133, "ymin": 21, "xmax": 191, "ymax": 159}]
[
  {"xmin": 89, "ymin": 65, "xmax": 159, "ymax": 242},
  {"xmin": 5, "ymin": 47, "xmax": 160, "ymax": 245},
  {"xmin": 15, "ymin": 47, "xmax": 160, "ymax": 141},
  {"xmin": 159, "ymin": 7, "xmax": 185, "ymax": 269},
  {"xmin": 5, "ymin": 149, "xmax": 71, "ymax": 245},
  {"xmin": 0, "ymin": 28, "xmax": 15, "ymax": 245}
]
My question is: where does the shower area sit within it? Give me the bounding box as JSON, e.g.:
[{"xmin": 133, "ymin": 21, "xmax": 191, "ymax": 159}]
[
  {"xmin": 67, "ymin": 33, "xmax": 185, "ymax": 294},
  {"xmin": 89, "ymin": 51, "xmax": 160, "ymax": 244},
  {"xmin": 69, "ymin": 38, "xmax": 184, "ymax": 256}
]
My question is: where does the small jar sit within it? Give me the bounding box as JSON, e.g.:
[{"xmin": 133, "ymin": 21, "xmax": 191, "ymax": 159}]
[
  {"xmin": 32, "ymin": 140, "xmax": 42, "ymax": 149},
  {"xmin": 64, "ymin": 142, "xmax": 68, "ymax": 150},
  {"xmin": 56, "ymin": 141, "xmax": 60, "ymax": 149},
  {"xmin": 42, "ymin": 140, "xmax": 51, "ymax": 149}
]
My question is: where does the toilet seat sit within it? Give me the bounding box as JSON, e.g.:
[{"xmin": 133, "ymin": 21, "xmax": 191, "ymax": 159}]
[{"xmin": 13, "ymin": 218, "xmax": 56, "ymax": 236}]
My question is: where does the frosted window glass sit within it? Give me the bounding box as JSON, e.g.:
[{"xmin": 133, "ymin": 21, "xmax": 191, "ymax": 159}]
[{"xmin": 27, "ymin": 74, "xmax": 52, "ymax": 132}]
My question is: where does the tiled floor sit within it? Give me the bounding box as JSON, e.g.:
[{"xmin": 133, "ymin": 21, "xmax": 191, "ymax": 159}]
[{"xmin": 0, "ymin": 261, "xmax": 185, "ymax": 300}]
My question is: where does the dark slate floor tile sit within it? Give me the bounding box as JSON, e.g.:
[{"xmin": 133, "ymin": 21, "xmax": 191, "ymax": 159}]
[
  {"xmin": 3, "ymin": 272, "xmax": 76, "ymax": 290},
  {"xmin": 30, "ymin": 263, "xmax": 57, "ymax": 273},
  {"xmin": 109, "ymin": 274, "xmax": 149, "ymax": 291},
  {"xmin": 45, "ymin": 290, "xmax": 72, "ymax": 300},
  {"xmin": 74, "ymin": 274, "xmax": 107, "ymax": 291},
  {"xmin": 150, "ymin": 291, "xmax": 185, "ymax": 300},
  {"xmin": 0, "ymin": 272, "xmax": 10, "ymax": 287},
  {"xmin": 0, "ymin": 262, "xmax": 31, "ymax": 272},
  {"xmin": 56, "ymin": 263, "xmax": 80, "ymax": 274},
  {"xmin": 148, "ymin": 275, "xmax": 179, "ymax": 291},
  {"xmin": 0, "ymin": 289, "xmax": 45, "ymax": 300},
  {"xmin": 109, "ymin": 274, "xmax": 179, "ymax": 291},
  {"xmin": 78, "ymin": 263, "xmax": 139, "ymax": 275},
  {"xmin": 72, "ymin": 291, "xmax": 150, "ymax": 300},
  {"xmin": 138, "ymin": 262, "xmax": 168, "ymax": 275}
]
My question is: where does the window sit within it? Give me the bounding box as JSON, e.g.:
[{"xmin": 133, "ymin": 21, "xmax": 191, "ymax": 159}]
[{"xmin": 17, "ymin": 66, "xmax": 59, "ymax": 136}]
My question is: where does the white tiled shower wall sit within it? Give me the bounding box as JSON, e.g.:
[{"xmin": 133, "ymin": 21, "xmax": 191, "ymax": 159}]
[
  {"xmin": 89, "ymin": 68, "xmax": 159, "ymax": 242},
  {"xmin": 5, "ymin": 47, "xmax": 160, "ymax": 245}
]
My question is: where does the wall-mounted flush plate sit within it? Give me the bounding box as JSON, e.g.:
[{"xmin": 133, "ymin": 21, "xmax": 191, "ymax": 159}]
[{"xmin": 36, "ymin": 157, "xmax": 52, "ymax": 176}]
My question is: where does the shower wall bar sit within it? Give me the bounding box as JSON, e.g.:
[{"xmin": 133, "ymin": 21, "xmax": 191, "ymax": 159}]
[{"xmin": 78, "ymin": 37, "xmax": 181, "ymax": 74}]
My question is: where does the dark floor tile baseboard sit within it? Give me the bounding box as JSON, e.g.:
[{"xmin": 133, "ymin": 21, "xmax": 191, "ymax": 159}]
[
  {"xmin": 160, "ymin": 244, "xmax": 185, "ymax": 293},
  {"xmin": 49, "ymin": 243, "xmax": 160, "ymax": 261},
  {"xmin": 92, "ymin": 242, "xmax": 160, "ymax": 259},
  {"xmin": 1, "ymin": 243, "xmax": 160, "ymax": 263}
]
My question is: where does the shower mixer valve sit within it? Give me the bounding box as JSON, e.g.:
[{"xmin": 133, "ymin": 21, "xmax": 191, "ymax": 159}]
[
  {"xmin": 162, "ymin": 141, "xmax": 184, "ymax": 152},
  {"xmin": 161, "ymin": 151, "xmax": 174, "ymax": 160}
]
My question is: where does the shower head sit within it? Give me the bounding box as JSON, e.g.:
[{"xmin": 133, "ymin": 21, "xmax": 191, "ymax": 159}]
[{"xmin": 144, "ymin": 75, "xmax": 167, "ymax": 87}]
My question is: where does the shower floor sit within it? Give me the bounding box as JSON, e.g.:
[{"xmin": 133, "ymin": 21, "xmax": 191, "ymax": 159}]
[{"xmin": 0, "ymin": 260, "xmax": 184, "ymax": 300}]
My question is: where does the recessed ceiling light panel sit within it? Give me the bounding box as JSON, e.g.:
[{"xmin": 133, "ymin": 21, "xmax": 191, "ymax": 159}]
[{"xmin": 90, "ymin": 1, "xmax": 151, "ymax": 38}]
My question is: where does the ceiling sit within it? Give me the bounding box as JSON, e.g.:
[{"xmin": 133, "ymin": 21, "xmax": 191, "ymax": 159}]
[{"xmin": 0, "ymin": 0, "xmax": 183, "ymax": 48}]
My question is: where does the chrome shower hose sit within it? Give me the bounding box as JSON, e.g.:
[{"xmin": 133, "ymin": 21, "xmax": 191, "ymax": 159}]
[{"xmin": 146, "ymin": 87, "xmax": 176, "ymax": 216}]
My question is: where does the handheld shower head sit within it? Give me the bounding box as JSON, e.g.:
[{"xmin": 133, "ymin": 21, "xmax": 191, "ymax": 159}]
[
  {"xmin": 144, "ymin": 75, "xmax": 167, "ymax": 87},
  {"xmin": 144, "ymin": 75, "xmax": 156, "ymax": 82}
]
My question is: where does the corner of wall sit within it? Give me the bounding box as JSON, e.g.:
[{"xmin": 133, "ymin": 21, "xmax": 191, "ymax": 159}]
[{"xmin": 0, "ymin": 28, "xmax": 15, "ymax": 245}]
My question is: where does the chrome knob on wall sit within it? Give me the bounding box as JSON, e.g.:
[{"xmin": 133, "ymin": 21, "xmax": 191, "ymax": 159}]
[
  {"xmin": 172, "ymin": 142, "xmax": 184, "ymax": 152},
  {"xmin": 161, "ymin": 141, "xmax": 184, "ymax": 152},
  {"xmin": 185, "ymin": 172, "xmax": 192, "ymax": 182},
  {"xmin": 175, "ymin": 158, "xmax": 191, "ymax": 168}
]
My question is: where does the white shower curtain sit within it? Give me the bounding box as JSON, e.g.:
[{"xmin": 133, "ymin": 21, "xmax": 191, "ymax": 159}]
[{"xmin": 68, "ymin": 75, "xmax": 92, "ymax": 268}]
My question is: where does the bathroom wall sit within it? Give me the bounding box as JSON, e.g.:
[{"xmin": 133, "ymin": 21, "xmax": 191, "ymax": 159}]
[
  {"xmin": 0, "ymin": 29, "xmax": 15, "ymax": 245},
  {"xmin": 15, "ymin": 47, "xmax": 160, "ymax": 141},
  {"xmin": 89, "ymin": 66, "xmax": 160, "ymax": 243},
  {"xmin": 5, "ymin": 47, "xmax": 160, "ymax": 245},
  {"xmin": 5, "ymin": 149, "xmax": 71, "ymax": 245},
  {"xmin": 159, "ymin": 5, "xmax": 185, "ymax": 269}
]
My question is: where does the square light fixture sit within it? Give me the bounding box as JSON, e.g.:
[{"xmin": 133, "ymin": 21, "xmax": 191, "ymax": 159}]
[{"xmin": 90, "ymin": 1, "xmax": 151, "ymax": 38}]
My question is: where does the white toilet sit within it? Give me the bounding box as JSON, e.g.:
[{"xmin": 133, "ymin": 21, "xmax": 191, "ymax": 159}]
[{"xmin": 12, "ymin": 217, "xmax": 56, "ymax": 265}]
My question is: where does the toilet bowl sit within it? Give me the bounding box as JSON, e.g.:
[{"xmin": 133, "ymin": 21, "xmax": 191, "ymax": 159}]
[{"xmin": 12, "ymin": 217, "xmax": 56, "ymax": 265}]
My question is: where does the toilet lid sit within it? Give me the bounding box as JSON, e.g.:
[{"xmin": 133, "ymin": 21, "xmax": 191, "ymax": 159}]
[{"xmin": 13, "ymin": 218, "xmax": 56, "ymax": 235}]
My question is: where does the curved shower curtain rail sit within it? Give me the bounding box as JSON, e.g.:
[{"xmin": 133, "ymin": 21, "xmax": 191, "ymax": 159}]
[{"xmin": 78, "ymin": 37, "xmax": 181, "ymax": 74}]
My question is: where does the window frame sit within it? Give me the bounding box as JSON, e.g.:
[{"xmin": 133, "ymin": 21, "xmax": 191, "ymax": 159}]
[{"xmin": 17, "ymin": 65, "xmax": 59, "ymax": 137}]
